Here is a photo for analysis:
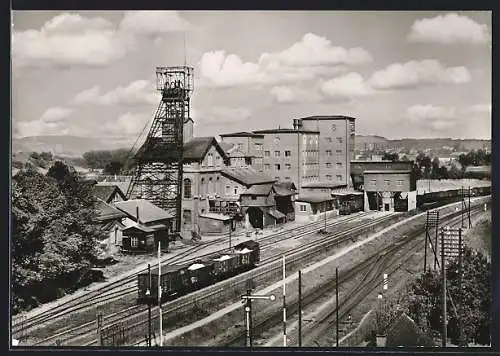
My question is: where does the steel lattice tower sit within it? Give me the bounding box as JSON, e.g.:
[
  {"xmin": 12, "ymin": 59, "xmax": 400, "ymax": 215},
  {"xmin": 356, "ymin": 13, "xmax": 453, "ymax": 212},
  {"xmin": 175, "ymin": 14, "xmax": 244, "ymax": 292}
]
[{"xmin": 127, "ymin": 66, "xmax": 194, "ymax": 234}]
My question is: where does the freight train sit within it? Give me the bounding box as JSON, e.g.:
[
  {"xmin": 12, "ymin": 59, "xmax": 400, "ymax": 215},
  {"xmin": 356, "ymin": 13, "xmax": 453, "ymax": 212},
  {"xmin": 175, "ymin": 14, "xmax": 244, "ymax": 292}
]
[
  {"xmin": 417, "ymin": 185, "xmax": 491, "ymax": 211},
  {"xmin": 137, "ymin": 240, "xmax": 260, "ymax": 304}
]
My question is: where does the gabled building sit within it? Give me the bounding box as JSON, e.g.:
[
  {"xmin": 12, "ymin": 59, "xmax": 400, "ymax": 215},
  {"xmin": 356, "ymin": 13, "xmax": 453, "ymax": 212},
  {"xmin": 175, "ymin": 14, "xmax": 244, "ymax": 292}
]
[
  {"xmin": 93, "ymin": 184, "xmax": 127, "ymax": 204},
  {"xmin": 94, "ymin": 199, "xmax": 128, "ymax": 260},
  {"xmin": 114, "ymin": 199, "xmax": 173, "ymax": 252}
]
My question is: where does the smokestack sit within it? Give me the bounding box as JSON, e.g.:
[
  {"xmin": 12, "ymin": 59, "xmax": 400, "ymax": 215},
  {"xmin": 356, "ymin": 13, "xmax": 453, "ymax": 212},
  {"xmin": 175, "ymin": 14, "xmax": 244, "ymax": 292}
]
[{"xmin": 136, "ymin": 206, "xmax": 140, "ymax": 224}]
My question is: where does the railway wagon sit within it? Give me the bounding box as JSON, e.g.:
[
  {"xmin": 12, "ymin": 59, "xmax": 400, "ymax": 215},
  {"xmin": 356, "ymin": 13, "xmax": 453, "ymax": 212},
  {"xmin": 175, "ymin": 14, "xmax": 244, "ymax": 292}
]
[
  {"xmin": 417, "ymin": 185, "xmax": 491, "ymax": 210},
  {"xmin": 137, "ymin": 240, "xmax": 261, "ymax": 304},
  {"xmin": 337, "ymin": 192, "xmax": 364, "ymax": 215}
]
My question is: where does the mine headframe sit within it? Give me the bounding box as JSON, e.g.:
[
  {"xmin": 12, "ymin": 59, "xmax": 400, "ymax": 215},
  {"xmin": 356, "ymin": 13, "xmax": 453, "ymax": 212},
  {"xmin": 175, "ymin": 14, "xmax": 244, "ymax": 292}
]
[{"xmin": 127, "ymin": 66, "xmax": 194, "ymax": 234}]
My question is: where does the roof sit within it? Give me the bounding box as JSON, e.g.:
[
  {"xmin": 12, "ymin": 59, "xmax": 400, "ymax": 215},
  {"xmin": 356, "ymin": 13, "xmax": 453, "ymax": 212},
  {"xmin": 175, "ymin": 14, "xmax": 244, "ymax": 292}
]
[
  {"xmin": 253, "ymin": 129, "xmax": 320, "ymax": 134},
  {"xmin": 298, "ymin": 115, "xmax": 356, "ymax": 121},
  {"xmin": 96, "ymin": 180, "xmax": 132, "ymax": 197},
  {"xmin": 273, "ymin": 182, "xmax": 297, "ymax": 196},
  {"xmin": 267, "ymin": 208, "xmax": 286, "ymax": 220},
  {"xmin": 199, "ymin": 213, "xmax": 232, "ymax": 221},
  {"xmin": 220, "ymin": 131, "xmax": 264, "ymax": 138},
  {"xmin": 114, "ymin": 199, "xmax": 173, "ymax": 223},
  {"xmin": 183, "ymin": 137, "xmax": 228, "ymax": 163},
  {"xmin": 386, "ymin": 313, "xmax": 435, "ymax": 347},
  {"xmin": 241, "ymin": 183, "xmax": 274, "ymax": 196},
  {"xmin": 465, "ymin": 165, "xmax": 491, "ymax": 173},
  {"xmin": 122, "ymin": 223, "xmax": 167, "ymax": 234},
  {"xmin": 332, "ymin": 191, "xmax": 364, "ymax": 196},
  {"xmin": 95, "ymin": 199, "xmax": 127, "ymax": 222},
  {"xmin": 134, "ymin": 137, "xmax": 181, "ymax": 162},
  {"xmin": 301, "ymin": 182, "xmax": 347, "ymax": 189},
  {"xmin": 296, "ymin": 193, "xmax": 334, "ymax": 203},
  {"xmin": 364, "ymin": 170, "xmax": 412, "ymax": 174},
  {"xmin": 147, "ymin": 264, "xmax": 187, "ymax": 276},
  {"xmin": 221, "ymin": 167, "xmax": 275, "ymax": 186},
  {"xmin": 218, "ymin": 141, "xmax": 235, "ymax": 153},
  {"xmin": 92, "ymin": 185, "xmax": 126, "ymax": 203}
]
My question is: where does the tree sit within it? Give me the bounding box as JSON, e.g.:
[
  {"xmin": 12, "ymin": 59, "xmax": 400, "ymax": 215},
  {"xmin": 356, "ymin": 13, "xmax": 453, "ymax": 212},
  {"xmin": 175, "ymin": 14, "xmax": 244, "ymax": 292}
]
[
  {"xmin": 104, "ymin": 160, "xmax": 124, "ymax": 175},
  {"xmin": 12, "ymin": 163, "xmax": 105, "ymax": 313},
  {"xmin": 382, "ymin": 152, "xmax": 399, "ymax": 162},
  {"xmin": 407, "ymin": 247, "xmax": 491, "ymax": 345},
  {"xmin": 431, "ymin": 157, "xmax": 440, "ymax": 179}
]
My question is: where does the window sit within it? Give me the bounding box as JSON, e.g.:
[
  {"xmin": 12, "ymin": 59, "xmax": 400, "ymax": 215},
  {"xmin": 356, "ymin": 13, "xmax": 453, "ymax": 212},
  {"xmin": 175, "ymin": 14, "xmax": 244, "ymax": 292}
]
[
  {"xmin": 336, "ymin": 162, "xmax": 343, "ymax": 168},
  {"xmin": 183, "ymin": 210, "xmax": 192, "ymax": 225},
  {"xmin": 325, "ymin": 137, "xmax": 333, "ymax": 143},
  {"xmin": 226, "ymin": 185, "xmax": 231, "ymax": 195},
  {"xmin": 183, "ymin": 178, "xmax": 192, "ymax": 198},
  {"xmin": 208, "ymin": 177, "xmax": 213, "ymax": 194},
  {"xmin": 234, "ymin": 187, "xmax": 238, "ymax": 195},
  {"xmin": 285, "ymin": 150, "xmax": 291, "ymax": 157},
  {"xmin": 384, "ymin": 179, "xmax": 390, "ymax": 186},
  {"xmin": 275, "ymin": 177, "xmax": 280, "ymax": 181},
  {"xmin": 274, "ymin": 151, "xmax": 280, "ymax": 157},
  {"xmin": 274, "ymin": 136, "xmax": 280, "ymax": 144},
  {"xmin": 326, "ymin": 150, "xmax": 332, "ymax": 156},
  {"xmin": 331, "ymin": 124, "xmax": 337, "ymax": 131},
  {"xmin": 397, "ymin": 180, "xmax": 404, "ymax": 186},
  {"xmin": 201, "ymin": 178, "xmax": 205, "ymax": 195},
  {"xmin": 255, "ymin": 143, "xmax": 262, "ymax": 151},
  {"xmin": 300, "ymin": 205, "xmax": 307, "ymax": 212},
  {"xmin": 336, "ymin": 174, "xmax": 343, "ymax": 181},
  {"xmin": 265, "ymin": 150, "xmax": 270, "ymax": 157},
  {"xmin": 264, "ymin": 164, "xmax": 271, "ymax": 170},
  {"xmin": 252, "ymin": 196, "xmax": 257, "ymax": 200},
  {"xmin": 326, "ymin": 163, "xmax": 332, "ymax": 168},
  {"xmin": 285, "ymin": 176, "xmax": 291, "ymax": 180},
  {"xmin": 207, "ymin": 153, "xmax": 214, "ymax": 167},
  {"xmin": 275, "ymin": 164, "xmax": 281, "ymax": 170},
  {"xmin": 336, "ymin": 149, "xmax": 342, "ymax": 154},
  {"xmin": 131, "ymin": 237, "xmax": 139, "ymax": 248},
  {"xmin": 238, "ymin": 143, "xmax": 244, "ymax": 150},
  {"xmin": 370, "ymin": 179, "xmax": 376, "ymax": 185},
  {"xmin": 326, "ymin": 175, "xmax": 333, "ymax": 181},
  {"xmin": 337, "ymin": 137, "xmax": 344, "ymax": 144},
  {"xmin": 285, "ymin": 163, "xmax": 291, "ymax": 170}
]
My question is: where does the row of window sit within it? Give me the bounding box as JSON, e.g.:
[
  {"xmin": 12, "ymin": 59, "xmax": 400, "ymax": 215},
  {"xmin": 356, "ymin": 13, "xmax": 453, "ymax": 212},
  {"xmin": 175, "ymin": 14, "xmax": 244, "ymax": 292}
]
[
  {"xmin": 264, "ymin": 150, "xmax": 293, "ymax": 157},
  {"xmin": 368, "ymin": 179, "xmax": 405, "ymax": 186},
  {"xmin": 325, "ymin": 149, "xmax": 343, "ymax": 156},
  {"xmin": 326, "ymin": 174, "xmax": 344, "ymax": 181},
  {"xmin": 201, "ymin": 152, "xmax": 222, "ymax": 168},
  {"xmin": 325, "ymin": 162, "xmax": 343, "ymax": 168},
  {"xmin": 324, "ymin": 137, "xmax": 344, "ymax": 143}
]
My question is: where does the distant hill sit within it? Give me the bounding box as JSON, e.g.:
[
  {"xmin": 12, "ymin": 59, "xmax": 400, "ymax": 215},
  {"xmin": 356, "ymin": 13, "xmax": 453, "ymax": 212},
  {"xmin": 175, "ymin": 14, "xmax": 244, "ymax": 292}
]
[
  {"xmin": 355, "ymin": 135, "xmax": 491, "ymax": 152},
  {"xmin": 12, "ymin": 136, "xmax": 124, "ymax": 157}
]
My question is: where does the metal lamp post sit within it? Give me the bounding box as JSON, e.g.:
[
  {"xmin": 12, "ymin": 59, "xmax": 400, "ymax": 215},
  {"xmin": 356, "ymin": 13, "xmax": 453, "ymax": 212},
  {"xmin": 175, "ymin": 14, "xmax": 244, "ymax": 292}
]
[{"xmin": 241, "ymin": 291, "xmax": 276, "ymax": 347}]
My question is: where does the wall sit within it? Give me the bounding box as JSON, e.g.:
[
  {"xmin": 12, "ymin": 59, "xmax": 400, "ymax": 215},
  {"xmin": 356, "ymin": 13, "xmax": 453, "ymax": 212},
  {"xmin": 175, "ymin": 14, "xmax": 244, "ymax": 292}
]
[
  {"xmin": 220, "ymin": 135, "xmax": 264, "ymax": 171},
  {"xmin": 198, "ymin": 217, "xmax": 227, "ymax": 234},
  {"xmin": 300, "ymin": 118, "xmax": 354, "ymax": 187},
  {"xmin": 261, "ymin": 132, "xmax": 319, "ymax": 190},
  {"xmin": 364, "ymin": 172, "xmax": 412, "ymax": 192},
  {"xmin": 407, "ymin": 191, "xmax": 417, "ymax": 211}
]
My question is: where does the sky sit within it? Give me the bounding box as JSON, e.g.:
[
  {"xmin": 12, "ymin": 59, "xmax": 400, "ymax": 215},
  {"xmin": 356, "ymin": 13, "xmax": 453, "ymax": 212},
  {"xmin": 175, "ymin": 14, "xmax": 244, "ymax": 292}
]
[{"xmin": 11, "ymin": 11, "xmax": 492, "ymax": 148}]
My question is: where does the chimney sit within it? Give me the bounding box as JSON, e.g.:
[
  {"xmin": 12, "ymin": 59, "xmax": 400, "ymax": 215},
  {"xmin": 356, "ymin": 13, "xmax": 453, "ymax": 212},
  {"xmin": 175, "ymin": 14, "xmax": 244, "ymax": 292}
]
[{"xmin": 136, "ymin": 206, "xmax": 140, "ymax": 224}]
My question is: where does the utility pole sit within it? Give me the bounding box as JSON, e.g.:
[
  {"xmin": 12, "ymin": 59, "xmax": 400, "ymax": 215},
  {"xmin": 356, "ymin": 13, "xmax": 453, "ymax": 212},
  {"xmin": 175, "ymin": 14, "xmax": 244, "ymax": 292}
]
[
  {"xmin": 324, "ymin": 201, "xmax": 327, "ymax": 232},
  {"xmin": 336, "ymin": 267, "xmax": 339, "ymax": 347},
  {"xmin": 147, "ymin": 264, "xmax": 152, "ymax": 347},
  {"xmin": 458, "ymin": 228, "xmax": 464, "ymax": 346},
  {"xmin": 96, "ymin": 310, "xmax": 103, "ymax": 346},
  {"xmin": 229, "ymin": 218, "xmax": 233, "ymax": 252},
  {"xmin": 158, "ymin": 241, "xmax": 163, "ymax": 347},
  {"xmin": 298, "ymin": 270, "xmax": 302, "ymax": 347},
  {"xmin": 441, "ymin": 229, "xmax": 447, "ymax": 347},
  {"xmin": 468, "ymin": 186, "xmax": 472, "ymax": 228},
  {"xmin": 282, "ymin": 255, "xmax": 287, "ymax": 347}
]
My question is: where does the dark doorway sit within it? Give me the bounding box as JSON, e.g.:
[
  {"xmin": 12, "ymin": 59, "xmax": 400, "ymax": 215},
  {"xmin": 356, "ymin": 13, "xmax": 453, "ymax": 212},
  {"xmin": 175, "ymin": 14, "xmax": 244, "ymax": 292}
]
[
  {"xmin": 384, "ymin": 203, "xmax": 390, "ymax": 211},
  {"xmin": 247, "ymin": 207, "xmax": 263, "ymax": 229},
  {"xmin": 367, "ymin": 192, "xmax": 378, "ymax": 210}
]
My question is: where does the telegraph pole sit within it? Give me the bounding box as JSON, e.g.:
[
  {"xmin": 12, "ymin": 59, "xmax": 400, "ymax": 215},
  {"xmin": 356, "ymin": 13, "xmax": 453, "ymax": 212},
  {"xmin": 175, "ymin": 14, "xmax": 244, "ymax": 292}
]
[
  {"xmin": 441, "ymin": 229, "xmax": 447, "ymax": 347},
  {"xmin": 298, "ymin": 270, "xmax": 302, "ymax": 347},
  {"xmin": 147, "ymin": 264, "xmax": 152, "ymax": 347},
  {"xmin": 282, "ymin": 255, "xmax": 287, "ymax": 347},
  {"xmin": 336, "ymin": 267, "xmax": 339, "ymax": 347},
  {"xmin": 158, "ymin": 241, "xmax": 163, "ymax": 347},
  {"xmin": 458, "ymin": 228, "xmax": 464, "ymax": 346}
]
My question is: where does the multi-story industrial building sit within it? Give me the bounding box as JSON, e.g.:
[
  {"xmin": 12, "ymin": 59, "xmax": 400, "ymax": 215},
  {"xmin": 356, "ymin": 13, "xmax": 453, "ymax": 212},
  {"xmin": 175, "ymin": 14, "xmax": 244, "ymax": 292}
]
[
  {"xmin": 294, "ymin": 116, "xmax": 356, "ymax": 187},
  {"xmin": 252, "ymin": 128, "xmax": 320, "ymax": 190},
  {"xmin": 219, "ymin": 132, "xmax": 264, "ymax": 171}
]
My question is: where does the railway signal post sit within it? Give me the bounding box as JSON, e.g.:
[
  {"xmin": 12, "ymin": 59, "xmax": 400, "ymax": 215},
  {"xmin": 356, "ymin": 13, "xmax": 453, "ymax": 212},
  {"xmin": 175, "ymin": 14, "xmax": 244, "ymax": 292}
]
[
  {"xmin": 424, "ymin": 211, "xmax": 439, "ymax": 273},
  {"xmin": 240, "ymin": 291, "xmax": 276, "ymax": 347}
]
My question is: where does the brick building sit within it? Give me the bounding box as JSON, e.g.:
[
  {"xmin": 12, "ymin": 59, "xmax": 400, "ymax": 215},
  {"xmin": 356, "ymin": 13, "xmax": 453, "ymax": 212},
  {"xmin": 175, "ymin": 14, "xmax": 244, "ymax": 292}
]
[
  {"xmin": 294, "ymin": 115, "xmax": 356, "ymax": 187},
  {"xmin": 252, "ymin": 128, "xmax": 320, "ymax": 190},
  {"xmin": 219, "ymin": 132, "xmax": 264, "ymax": 171}
]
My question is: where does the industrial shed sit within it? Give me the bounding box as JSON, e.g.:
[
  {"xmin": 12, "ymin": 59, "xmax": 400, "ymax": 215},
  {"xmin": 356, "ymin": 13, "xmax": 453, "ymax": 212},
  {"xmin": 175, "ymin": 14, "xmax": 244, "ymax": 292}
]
[{"xmin": 363, "ymin": 170, "xmax": 417, "ymax": 212}]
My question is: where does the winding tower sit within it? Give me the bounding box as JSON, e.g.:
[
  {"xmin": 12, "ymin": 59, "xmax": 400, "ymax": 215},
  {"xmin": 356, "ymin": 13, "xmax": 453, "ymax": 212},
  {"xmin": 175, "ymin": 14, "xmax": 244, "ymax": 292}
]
[{"xmin": 127, "ymin": 66, "xmax": 194, "ymax": 235}]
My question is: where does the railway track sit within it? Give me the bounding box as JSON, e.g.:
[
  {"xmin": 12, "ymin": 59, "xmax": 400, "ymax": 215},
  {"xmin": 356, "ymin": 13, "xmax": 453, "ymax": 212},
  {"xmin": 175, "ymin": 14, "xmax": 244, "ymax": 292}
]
[
  {"xmin": 19, "ymin": 211, "xmax": 378, "ymax": 345},
  {"xmin": 244, "ymin": 206, "xmax": 484, "ymax": 347},
  {"xmin": 40, "ymin": 213, "xmax": 398, "ymax": 346}
]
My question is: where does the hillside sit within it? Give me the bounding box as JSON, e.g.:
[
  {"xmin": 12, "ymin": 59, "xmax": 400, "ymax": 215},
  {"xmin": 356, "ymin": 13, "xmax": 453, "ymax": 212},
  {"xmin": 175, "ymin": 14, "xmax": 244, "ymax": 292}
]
[
  {"xmin": 12, "ymin": 136, "xmax": 116, "ymax": 157},
  {"xmin": 355, "ymin": 135, "xmax": 490, "ymax": 152}
]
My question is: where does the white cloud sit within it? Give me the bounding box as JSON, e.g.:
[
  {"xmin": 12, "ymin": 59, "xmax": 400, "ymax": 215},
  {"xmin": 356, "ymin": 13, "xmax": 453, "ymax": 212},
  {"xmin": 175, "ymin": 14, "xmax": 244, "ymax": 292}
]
[
  {"xmin": 369, "ymin": 60, "xmax": 471, "ymax": 90},
  {"xmin": 13, "ymin": 13, "xmax": 136, "ymax": 69},
  {"xmin": 408, "ymin": 13, "xmax": 490, "ymax": 45},
  {"xmin": 40, "ymin": 107, "xmax": 73, "ymax": 123},
  {"xmin": 270, "ymin": 85, "xmax": 322, "ymax": 104},
  {"xmin": 405, "ymin": 105, "xmax": 458, "ymax": 131},
  {"xmin": 120, "ymin": 11, "xmax": 191, "ymax": 36},
  {"xmin": 465, "ymin": 103, "xmax": 491, "ymax": 114},
  {"xmin": 104, "ymin": 112, "xmax": 150, "ymax": 137},
  {"xmin": 72, "ymin": 80, "xmax": 159, "ymax": 106},
  {"xmin": 199, "ymin": 33, "xmax": 370, "ymax": 88},
  {"xmin": 320, "ymin": 72, "xmax": 374, "ymax": 99},
  {"xmin": 198, "ymin": 106, "xmax": 251, "ymax": 125}
]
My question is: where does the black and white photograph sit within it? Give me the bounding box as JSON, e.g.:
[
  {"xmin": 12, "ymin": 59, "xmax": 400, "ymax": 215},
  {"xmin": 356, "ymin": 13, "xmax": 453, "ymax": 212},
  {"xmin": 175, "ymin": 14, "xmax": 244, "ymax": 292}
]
[{"xmin": 10, "ymin": 10, "xmax": 492, "ymax": 349}]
